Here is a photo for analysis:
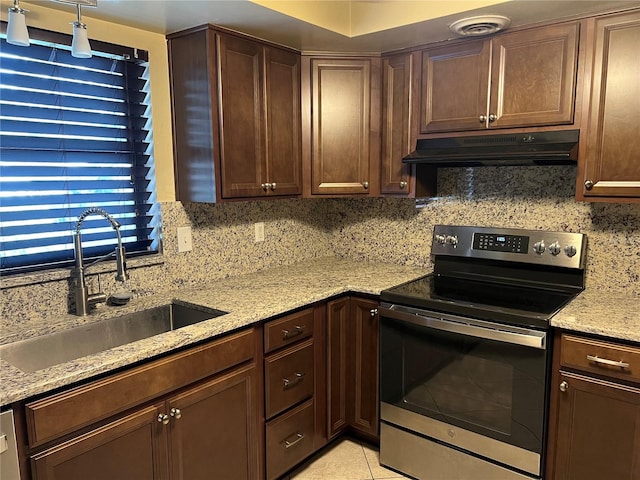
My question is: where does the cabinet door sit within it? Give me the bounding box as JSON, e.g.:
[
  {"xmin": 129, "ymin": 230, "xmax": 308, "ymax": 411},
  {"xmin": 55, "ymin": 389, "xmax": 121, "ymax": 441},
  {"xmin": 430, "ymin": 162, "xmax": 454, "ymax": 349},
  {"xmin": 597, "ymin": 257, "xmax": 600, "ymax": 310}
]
[
  {"xmin": 31, "ymin": 405, "xmax": 167, "ymax": 480},
  {"xmin": 326, "ymin": 297, "xmax": 350, "ymax": 438},
  {"xmin": 553, "ymin": 371, "xmax": 640, "ymax": 480},
  {"xmin": 350, "ymin": 297, "xmax": 380, "ymax": 438},
  {"xmin": 218, "ymin": 34, "xmax": 265, "ymax": 198},
  {"xmin": 420, "ymin": 40, "xmax": 491, "ymax": 133},
  {"xmin": 579, "ymin": 11, "xmax": 640, "ymax": 199},
  {"xmin": 265, "ymin": 47, "xmax": 302, "ymax": 196},
  {"xmin": 489, "ymin": 23, "xmax": 579, "ymax": 129},
  {"xmin": 381, "ymin": 52, "xmax": 416, "ymax": 195},
  {"xmin": 167, "ymin": 364, "xmax": 259, "ymax": 480},
  {"xmin": 311, "ymin": 58, "xmax": 376, "ymax": 195}
]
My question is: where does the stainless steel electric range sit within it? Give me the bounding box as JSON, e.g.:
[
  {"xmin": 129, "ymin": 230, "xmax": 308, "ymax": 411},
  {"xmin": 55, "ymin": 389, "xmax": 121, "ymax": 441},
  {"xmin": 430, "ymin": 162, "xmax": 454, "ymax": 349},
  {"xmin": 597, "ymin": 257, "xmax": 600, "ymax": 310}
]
[{"xmin": 379, "ymin": 225, "xmax": 587, "ymax": 480}]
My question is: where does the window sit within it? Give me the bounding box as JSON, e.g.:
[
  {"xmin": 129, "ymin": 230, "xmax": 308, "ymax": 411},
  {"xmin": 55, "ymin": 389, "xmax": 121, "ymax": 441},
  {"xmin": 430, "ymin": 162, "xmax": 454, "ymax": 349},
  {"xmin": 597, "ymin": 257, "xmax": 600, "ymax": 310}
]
[{"xmin": 0, "ymin": 27, "xmax": 160, "ymax": 275}]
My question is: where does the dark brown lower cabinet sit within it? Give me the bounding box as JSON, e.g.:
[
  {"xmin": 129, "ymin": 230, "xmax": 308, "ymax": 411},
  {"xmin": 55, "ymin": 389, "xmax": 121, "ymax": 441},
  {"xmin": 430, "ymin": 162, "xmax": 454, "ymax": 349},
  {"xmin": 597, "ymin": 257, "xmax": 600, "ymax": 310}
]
[
  {"xmin": 327, "ymin": 297, "xmax": 351, "ymax": 439},
  {"xmin": 327, "ymin": 296, "xmax": 380, "ymax": 441},
  {"xmin": 30, "ymin": 364, "xmax": 258, "ymax": 480},
  {"xmin": 552, "ymin": 371, "xmax": 640, "ymax": 480},
  {"xmin": 548, "ymin": 331, "xmax": 640, "ymax": 480},
  {"xmin": 30, "ymin": 405, "xmax": 166, "ymax": 480},
  {"xmin": 265, "ymin": 399, "xmax": 315, "ymax": 479},
  {"xmin": 167, "ymin": 364, "xmax": 259, "ymax": 480},
  {"xmin": 263, "ymin": 306, "xmax": 326, "ymax": 480},
  {"xmin": 350, "ymin": 297, "xmax": 380, "ymax": 439}
]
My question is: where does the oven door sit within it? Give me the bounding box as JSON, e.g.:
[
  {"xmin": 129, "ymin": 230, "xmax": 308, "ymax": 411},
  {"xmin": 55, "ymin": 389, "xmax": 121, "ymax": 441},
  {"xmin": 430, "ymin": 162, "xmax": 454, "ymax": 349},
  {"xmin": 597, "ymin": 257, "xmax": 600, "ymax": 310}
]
[{"xmin": 379, "ymin": 303, "xmax": 549, "ymax": 476}]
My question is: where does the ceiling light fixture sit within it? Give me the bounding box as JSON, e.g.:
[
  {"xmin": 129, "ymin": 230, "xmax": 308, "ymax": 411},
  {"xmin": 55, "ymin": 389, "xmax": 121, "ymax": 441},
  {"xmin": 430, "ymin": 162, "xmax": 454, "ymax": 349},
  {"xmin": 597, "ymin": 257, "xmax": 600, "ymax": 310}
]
[
  {"xmin": 6, "ymin": 0, "xmax": 30, "ymax": 46},
  {"xmin": 51, "ymin": 0, "xmax": 98, "ymax": 57},
  {"xmin": 71, "ymin": 2, "xmax": 92, "ymax": 58}
]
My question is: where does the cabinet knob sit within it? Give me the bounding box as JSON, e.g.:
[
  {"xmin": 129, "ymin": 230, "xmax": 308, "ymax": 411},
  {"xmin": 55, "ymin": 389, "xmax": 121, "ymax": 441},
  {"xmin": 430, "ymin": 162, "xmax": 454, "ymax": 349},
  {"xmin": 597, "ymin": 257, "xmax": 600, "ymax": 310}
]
[
  {"xmin": 170, "ymin": 408, "xmax": 182, "ymax": 419},
  {"xmin": 362, "ymin": 181, "xmax": 369, "ymax": 190},
  {"xmin": 399, "ymin": 181, "xmax": 407, "ymax": 189},
  {"xmin": 370, "ymin": 308, "xmax": 378, "ymax": 317},
  {"xmin": 584, "ymin": 180, "xmax": 594, "ymax": 190},
  {"xmin": 488, "ymin": 113, "xmax": 497, "ymax": 122},
  {"xmin": 270, "ymin": 182, "xmax": 276, "ymax": 191},
  {"xmin": 560, "ymin": 381, "xmax": 569, "ymax": 392},
  {"xmin": 157, "ymin": 413, "xmax": 170, "ymax": 425},
  {"xmin": 479, "ymin": 114, "xmax": 487, "ymax": 123},
  {"xmin": 261, "ymin": 183, "xmax": 270, "ymax": 191}
]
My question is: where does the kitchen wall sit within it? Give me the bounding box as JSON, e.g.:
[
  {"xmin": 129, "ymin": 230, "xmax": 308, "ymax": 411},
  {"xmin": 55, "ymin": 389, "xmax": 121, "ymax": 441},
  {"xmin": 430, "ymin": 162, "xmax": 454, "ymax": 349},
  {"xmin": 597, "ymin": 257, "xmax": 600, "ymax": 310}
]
[{"xmin": 3, "ymin": 165, "xmax": 639, "ymax": 333}]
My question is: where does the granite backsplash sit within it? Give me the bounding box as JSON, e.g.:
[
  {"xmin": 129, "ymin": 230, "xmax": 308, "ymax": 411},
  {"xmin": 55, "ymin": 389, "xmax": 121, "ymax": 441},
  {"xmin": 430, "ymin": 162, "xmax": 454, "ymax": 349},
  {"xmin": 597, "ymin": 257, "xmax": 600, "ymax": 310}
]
[{"xmin": 2, "ymin": 166, "xmax": 639, "ymax": 331}]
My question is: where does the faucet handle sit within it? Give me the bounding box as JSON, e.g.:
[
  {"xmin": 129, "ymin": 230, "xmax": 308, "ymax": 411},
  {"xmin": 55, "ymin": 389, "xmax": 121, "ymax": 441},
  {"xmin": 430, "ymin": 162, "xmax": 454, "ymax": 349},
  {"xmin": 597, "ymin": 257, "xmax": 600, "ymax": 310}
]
[{"xmin": 115, "ymin": 245, "xmax": 128, "ymax": 282}]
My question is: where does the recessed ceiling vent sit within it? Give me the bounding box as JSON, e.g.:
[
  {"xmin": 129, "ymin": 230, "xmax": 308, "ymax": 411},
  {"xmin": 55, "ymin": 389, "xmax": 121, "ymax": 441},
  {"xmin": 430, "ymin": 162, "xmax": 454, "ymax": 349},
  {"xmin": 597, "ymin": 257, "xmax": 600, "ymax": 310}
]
[{"xmin": 449, "ymin": 15, "xmax": 511, "ymax": 37}]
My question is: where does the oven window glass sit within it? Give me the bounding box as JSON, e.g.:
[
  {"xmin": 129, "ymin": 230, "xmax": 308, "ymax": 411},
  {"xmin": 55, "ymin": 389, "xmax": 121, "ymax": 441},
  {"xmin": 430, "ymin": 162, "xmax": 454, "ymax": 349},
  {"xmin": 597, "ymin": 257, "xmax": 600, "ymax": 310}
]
[
  {"xmin": 381, "ymin": 316, "xmax": 548, "ymax": 453},
  {"xmin": 403, "ymin": 336, "xmax": 514, "ymax": 435}
]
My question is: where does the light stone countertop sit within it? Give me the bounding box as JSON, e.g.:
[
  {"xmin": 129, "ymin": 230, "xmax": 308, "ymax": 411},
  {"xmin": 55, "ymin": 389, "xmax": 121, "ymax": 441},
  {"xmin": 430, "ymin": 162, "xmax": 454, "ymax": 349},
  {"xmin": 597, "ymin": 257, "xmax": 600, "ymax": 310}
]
[
  {"xmin": 0, "ymin": 257, "xmax": 427, "ymax": 405},
  {"xmin": 551, "ymin": 289, "xmax": 640, "ymax": 343},
  {"xmin": 1, "ymin": 257, "xmax": 638, "ymax": 406}
]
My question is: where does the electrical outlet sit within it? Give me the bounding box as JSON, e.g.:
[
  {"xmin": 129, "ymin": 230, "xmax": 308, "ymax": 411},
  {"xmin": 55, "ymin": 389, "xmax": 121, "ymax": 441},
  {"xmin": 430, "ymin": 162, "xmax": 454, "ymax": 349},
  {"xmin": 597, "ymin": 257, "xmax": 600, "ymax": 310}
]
[
  {"xmin": 177, "ymin": 226, "xmax": 193, "ymax": 252},
  {"xmin": 255, "ymin": 222, "xmax": 265, "ymax": 242}
]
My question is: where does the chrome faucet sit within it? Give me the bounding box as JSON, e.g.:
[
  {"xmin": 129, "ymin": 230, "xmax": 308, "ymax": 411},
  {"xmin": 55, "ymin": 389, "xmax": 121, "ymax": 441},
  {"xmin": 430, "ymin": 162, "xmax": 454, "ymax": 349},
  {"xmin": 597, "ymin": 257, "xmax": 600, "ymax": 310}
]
[{"xmin": 73, "ymin": 208, "xmax": 129, "ymax": 316}]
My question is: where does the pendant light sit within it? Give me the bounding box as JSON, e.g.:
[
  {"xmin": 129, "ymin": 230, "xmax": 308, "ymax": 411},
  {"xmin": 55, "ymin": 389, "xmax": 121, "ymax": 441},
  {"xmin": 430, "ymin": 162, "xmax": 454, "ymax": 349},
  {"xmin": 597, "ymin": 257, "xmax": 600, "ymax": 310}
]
[
  {"xmin": 71, "ymin": 2, "xmax": 92, "ymax": 58},
  {"xmin": 6, "ymin": 0, "xmax": 30, "ymax": 46}
]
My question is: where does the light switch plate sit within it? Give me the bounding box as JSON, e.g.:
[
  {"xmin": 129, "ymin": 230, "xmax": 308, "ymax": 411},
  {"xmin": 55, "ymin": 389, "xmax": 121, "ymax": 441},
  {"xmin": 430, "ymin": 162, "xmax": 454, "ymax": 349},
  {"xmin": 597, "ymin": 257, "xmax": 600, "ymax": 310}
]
[{"xmin": 177, "ymin": 226, "xmax": 193, "ymax": 252}]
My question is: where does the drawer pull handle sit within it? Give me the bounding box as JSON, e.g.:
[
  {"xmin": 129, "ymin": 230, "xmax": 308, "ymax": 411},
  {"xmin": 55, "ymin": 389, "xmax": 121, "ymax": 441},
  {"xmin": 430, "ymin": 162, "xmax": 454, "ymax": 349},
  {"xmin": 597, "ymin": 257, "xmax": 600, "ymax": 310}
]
[
  {"xmin": 586, "ymin": 355, "xmax": 629, "ymax": 369},
  {"xmin": 282, "ymin": 325, "xmax": 304, "ymax": 339},
  {"xmin": 283, "ymin": 372, "xmax": 305, "ymax": 389},
  {"xmin": 284, "ymin": 432, "xmax": 304, "ymax": 449}
]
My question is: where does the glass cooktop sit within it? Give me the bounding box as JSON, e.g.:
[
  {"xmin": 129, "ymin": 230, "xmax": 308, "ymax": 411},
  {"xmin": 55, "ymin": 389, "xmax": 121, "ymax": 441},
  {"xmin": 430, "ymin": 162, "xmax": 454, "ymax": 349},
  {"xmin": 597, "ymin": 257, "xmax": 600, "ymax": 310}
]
[{"xmin": 380, "ymin": 274, "xmax": 579, "ymax": 330}]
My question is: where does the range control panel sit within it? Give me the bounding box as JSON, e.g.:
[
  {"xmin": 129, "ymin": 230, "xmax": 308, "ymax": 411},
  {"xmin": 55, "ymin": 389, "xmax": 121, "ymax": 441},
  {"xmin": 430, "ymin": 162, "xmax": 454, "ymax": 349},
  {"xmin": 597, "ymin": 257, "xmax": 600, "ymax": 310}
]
[
  {"xmin": 432, "ymin": 225, "xmax": 586, "ymax": 269},
  {"xmin": 473, "ymin": 233, "xmax": 529, "ymax": 254}
]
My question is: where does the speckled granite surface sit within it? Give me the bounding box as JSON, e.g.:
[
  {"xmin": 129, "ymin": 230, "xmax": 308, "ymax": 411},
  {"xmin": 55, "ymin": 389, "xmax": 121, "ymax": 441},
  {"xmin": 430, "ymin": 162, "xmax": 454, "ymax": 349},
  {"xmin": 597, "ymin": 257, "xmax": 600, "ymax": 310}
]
[
  {"xmin": 552, "ymin": 289, "xmax": 640, "ymax": 342},
  {"xmin": 0, "ymin": 257, "xmax": 426, "ymax": 405},
  {"xmin": 2, "ymin": 166, "xmax": 640, "ymax": 406}
]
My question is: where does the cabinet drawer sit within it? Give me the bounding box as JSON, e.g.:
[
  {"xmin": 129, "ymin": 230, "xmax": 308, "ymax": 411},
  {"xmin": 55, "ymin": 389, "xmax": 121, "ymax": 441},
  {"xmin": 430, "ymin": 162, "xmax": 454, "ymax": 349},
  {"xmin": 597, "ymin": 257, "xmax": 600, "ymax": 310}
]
[
  {"xmin": 265, "ymin": 339, "xmax": 314, "ymax": 419},
  {"xmin": 264, "ymin": 308, "xmax": 314, "ymax": 354},
  {"xmin": 561, "ymin": 334, "xmax": 640, "ymax": 384},
  {"xmin": 25, "ymin": 327, "xmax": 255, "ymax": 448},
  {"xmin": 266, "ymin": 399, "xmax": 315, "ymax": 480}
]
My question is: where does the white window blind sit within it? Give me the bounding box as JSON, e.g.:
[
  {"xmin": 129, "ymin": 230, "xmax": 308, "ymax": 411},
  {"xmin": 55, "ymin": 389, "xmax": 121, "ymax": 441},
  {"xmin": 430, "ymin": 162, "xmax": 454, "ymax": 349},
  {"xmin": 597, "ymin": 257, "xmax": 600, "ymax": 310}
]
[{"xmin": 0, "ymin": 31, "xmax": 159, "ymax": 274}]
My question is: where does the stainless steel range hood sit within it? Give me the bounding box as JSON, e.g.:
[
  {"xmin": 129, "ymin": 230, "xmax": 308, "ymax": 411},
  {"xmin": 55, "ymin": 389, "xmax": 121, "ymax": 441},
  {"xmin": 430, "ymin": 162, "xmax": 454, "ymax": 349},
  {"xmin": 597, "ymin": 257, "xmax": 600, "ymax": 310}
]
[{"xmin": 403, "ymin": 130, "xmax": 579, "ymax": 167}]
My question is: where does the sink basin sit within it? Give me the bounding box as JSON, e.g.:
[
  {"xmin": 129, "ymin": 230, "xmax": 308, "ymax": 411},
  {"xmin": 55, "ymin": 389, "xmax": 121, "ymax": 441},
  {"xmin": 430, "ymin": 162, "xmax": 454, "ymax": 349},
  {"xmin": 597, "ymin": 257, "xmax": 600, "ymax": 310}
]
[{"xmin": 0, "ymin": 303, "xmax": 228, "ymax": 373}]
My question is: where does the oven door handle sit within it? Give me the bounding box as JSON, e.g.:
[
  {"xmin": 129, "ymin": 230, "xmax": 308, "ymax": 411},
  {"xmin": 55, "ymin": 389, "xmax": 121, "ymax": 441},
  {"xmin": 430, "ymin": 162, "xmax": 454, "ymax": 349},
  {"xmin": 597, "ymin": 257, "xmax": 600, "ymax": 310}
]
[{"xmin": 379, "ymin": 305, "xmax": 546, "ymax": 349}]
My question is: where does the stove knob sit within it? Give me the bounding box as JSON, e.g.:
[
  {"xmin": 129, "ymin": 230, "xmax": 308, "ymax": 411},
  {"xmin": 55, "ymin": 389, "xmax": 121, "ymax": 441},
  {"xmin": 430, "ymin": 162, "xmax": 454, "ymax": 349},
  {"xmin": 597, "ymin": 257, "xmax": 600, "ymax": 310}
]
[
  {"xmin": 564, "ymin": 244, "xmax": 577, "ymax": 257},
  {"xmin": 548, "ymin": 241, "xmax": 561, "ymax": 256},
  {"xmin": 434, "ymin": 234, "xmax": 446, "ymax": 245},
  {"xmin": 533, "ymin": 240, "xmax": 546, "ymax": 254},
  {"xmin": 445, "ymin": 235, "xmax": 458, "ymax": 247}
]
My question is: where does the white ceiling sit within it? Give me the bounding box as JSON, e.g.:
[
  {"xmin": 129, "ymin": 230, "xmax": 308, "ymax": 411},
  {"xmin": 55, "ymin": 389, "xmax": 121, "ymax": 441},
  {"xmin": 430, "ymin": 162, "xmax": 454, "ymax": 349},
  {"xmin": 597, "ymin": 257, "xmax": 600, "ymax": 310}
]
[{"xmin": 16, "ymin": 0, "xmax": 640, "ymax": 52}]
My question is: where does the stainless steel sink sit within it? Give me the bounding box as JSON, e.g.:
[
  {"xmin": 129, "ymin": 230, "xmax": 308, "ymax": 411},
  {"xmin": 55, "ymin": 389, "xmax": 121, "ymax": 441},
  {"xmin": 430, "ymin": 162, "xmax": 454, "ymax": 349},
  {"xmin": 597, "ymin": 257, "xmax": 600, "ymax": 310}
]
[{"xmin": 0, "ymin": 303, "xmax": 228, "ymax": 373}]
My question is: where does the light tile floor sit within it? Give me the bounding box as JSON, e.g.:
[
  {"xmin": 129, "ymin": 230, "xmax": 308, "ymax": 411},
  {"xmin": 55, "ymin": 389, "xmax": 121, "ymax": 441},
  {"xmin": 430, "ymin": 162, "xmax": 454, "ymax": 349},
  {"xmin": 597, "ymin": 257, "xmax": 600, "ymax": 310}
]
[{"xmin": 284, "ymin": 437, "xmax": 410, "ymax": 480}]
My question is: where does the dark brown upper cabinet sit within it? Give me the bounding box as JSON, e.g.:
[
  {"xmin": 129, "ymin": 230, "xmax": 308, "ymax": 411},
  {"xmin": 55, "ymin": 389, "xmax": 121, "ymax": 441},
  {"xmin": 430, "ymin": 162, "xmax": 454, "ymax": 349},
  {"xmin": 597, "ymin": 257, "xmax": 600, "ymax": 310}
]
[
  {"xmin": 380, "ymin": 52, "xmax": 417, "ymax": 196},
  {"xmin": 168, "ymin": 27, "xmax": 301, "ymax": 202},
  {"xmin": 577, "ymin": 10, "xmax": 640, "ymax": 201},
  {"xmin": 420, "ymin": 22, "xmax": 579, "ymax": 133},
  {"xmin": 302, "ymin": 56, "xmax": 381, "ymax": 196}
]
